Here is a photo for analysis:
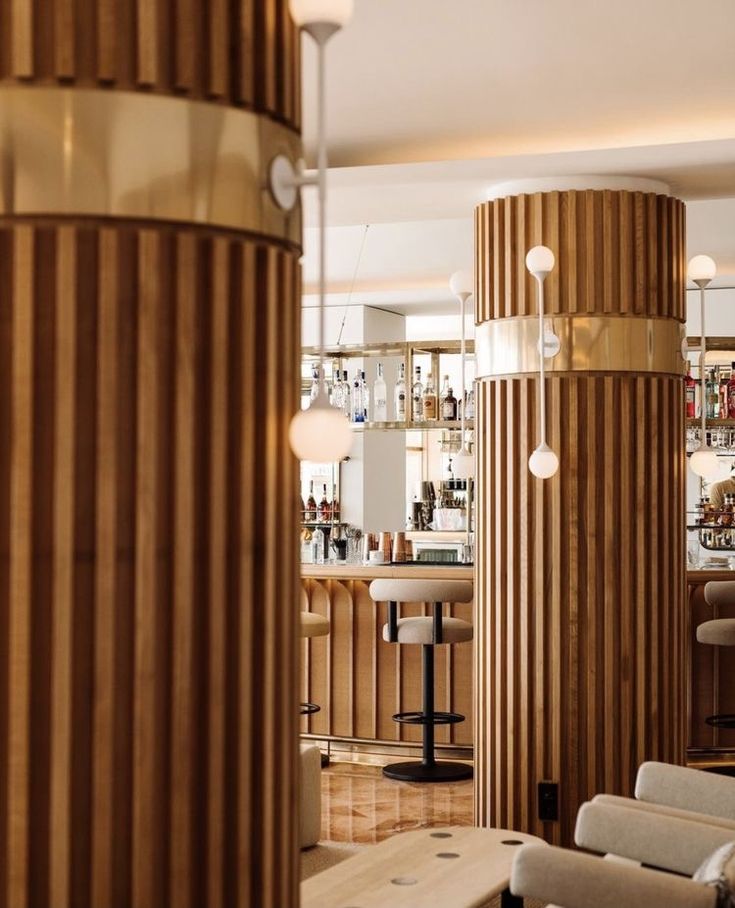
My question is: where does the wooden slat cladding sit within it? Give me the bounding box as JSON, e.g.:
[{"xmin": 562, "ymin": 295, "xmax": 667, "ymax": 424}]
[
  {"xmin": 0, "ymin": 0, "xmax": 301, "ymax": 130},
  {"xmin": 475, "ymin": 191, "xmax": 686, "ymax": 323},
  {"xmin": 0, "ymin": 220, "xmax": 300, "ymax": 908},
  {"xmin": 474, "ymin": 374, "xmax": 686, "ymax": 846},
  {"xmin": 300, "ymin": 578, "xmax": 474, "ymax": 749}
]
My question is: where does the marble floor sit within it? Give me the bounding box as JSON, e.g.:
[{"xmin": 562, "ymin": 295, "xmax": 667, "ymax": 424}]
[{"xmin": 320, "ymin": 760, "xmax": 474, "ymax": 844}]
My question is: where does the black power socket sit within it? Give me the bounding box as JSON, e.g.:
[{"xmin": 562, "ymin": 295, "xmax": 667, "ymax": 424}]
[{"xmin": 538, "ymin": 781, "xmax": 559, "ymax": 821}]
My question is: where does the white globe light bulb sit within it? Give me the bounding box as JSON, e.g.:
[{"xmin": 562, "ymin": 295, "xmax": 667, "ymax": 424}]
[
  {"xmin": 690, "ymin": 445, "xmax": 720, "ymax": 480},
  {"xmin": 289, "ymin": 0, "xmax": 354, "ymax": 27},
  {"xmin": 687, "ymin": 254, "xmax": 717, "ymax": 285},
  {"xmin": 528, "ymin": 442, "xmax": 559, "ymax": 479},
  {"xmin": 453, "ymin": 447, "xmax": 475, "ymax": 479},
  {"xmin": 525, "ymin": 245, "xmax": 555, "ymax": 278},
  {"xmin": 289, "ymin": 396, "xmax": 352, "ymax": 462},
  {"xmin": 449, "ymin": 270, "xmax": 474, "ymax": 299}
]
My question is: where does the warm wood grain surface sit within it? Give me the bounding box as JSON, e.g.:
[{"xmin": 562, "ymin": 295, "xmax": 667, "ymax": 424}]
[
  {"xmin": 0, "ymin": 221, "xmax": 301, "ymax": 908},
  {"xmin": 474, "ymin": 189, "xmax": 687, "ymax": 847},
  {"xmin": 0, "ymin": 0, "xmax": 300, "ymax": 128},
  {"xmin": 301, "ymin": 574, "xmax": 473, "ymax": 749}
]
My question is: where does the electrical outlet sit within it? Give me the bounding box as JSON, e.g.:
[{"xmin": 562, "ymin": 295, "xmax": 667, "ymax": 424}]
[{"xmin": 538, "ymin": 781, "xmax": 559, "ymax": 821}]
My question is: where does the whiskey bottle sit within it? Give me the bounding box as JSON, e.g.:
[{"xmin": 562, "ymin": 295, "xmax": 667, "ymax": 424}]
[
  {"xmin": 441, "ymin": 385, "xmax": 458, "ymax": 421},
  {"xmin": 373, "ymin": 363, "xmax": 388, "ymax": 422},
  {"xmin": 685, "ymin": 361, "xmax": 696, "ymax": 418},
  {"xmin": 422, "ymin": 372, "xmax": 437, "ymax": 420},
  {"xmin": 395, "ymin": 363, "xmax": 407, "ymax": 420},
  {"xmin": 319, "ymin": 484, "xmax": 331, "ymax": 522},
  {"xmin": 412, "ymin": 366, "xmax": 424, "ymax": 420},
  {"xmin": 306, "ymin": 482, "xmax": 317, "ymax": 522}
]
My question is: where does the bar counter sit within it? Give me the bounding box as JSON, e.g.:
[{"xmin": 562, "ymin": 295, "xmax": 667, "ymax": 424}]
[
  {"xmin": 300, "ymin": 563, "xmax": 474, "ymax": 753},
  {"xmin": 688, "ymin": 569, "xmax": 735, "ymax": 756}
]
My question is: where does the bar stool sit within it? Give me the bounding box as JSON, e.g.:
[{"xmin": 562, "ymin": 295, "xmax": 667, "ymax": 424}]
[
  {"xmin": 300, "ymin": 611, "xmax": 330, "ymax": 716},
  {"xmin": 697, "ymin": 581, "xmax": 735, "ymax": 728},
  {"xmin": 369, "ymin": 578, "xmax": 473, "ymax": 783}
]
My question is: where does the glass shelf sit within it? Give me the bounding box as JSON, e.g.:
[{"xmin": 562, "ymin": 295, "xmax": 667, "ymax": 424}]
[{"xmin": 349, "ymin": 420, "xmax": 474, "ymax": 431}]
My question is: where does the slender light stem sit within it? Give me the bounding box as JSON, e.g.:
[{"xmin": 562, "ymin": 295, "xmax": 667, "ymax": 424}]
[
  {"xmin": 700, "ymin": 284, "xmax": 707, "ymax": 446},
  {"xmin": 459, "ymin": 291, "xmax": 466, "ymax": 441},
  {"xmin": 538, "ymin": 276, "xmax": 547, "ymax": 444},
  {"xmin": 316, "ymin": 35, "xmax": 327, "ymax": 394}
]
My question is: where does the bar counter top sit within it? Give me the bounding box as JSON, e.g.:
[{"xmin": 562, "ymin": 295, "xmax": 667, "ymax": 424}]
[{"xmin": 301, "ymin": 563, "xmax": 474, "ymax": 580}]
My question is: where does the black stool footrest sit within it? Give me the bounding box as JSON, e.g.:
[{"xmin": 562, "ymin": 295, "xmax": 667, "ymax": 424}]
[
  {"xmin": 392, "ymin": 709, "xmax": 464, "ymax": 726},
  {"xmin": 300, "ymin": 702, "xmax": 321, "ymax": 716},
  {"xmin": 706, "ymin": 713, "xmax": 735, "ymax": 729}
]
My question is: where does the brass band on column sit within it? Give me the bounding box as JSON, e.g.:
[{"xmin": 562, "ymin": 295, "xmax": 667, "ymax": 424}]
[
  {"xmin": 475, "ymin": 314, "xmax": 686, "ymax": 377},
  {"xmin": 0, "ymin": 88, "xmax": 301, "ymax": 244}
]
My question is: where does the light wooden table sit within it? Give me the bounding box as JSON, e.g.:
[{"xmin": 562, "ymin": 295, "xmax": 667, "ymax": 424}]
[{"xmin": 301, "ymin": 826, "xmax": 546, "ymax": 908}]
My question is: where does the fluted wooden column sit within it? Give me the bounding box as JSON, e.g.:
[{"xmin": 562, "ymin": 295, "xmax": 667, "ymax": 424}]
[
  {"xmin": 474, "ymin": 188, "xmax": 687, "ymax": 846},
  {"xmin": 0, "ymin": 4, "xmax": 302, "ymax": 908}
]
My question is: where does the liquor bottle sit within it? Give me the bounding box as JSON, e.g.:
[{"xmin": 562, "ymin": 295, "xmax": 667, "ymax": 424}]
[
  {"xmin": 685, "ymin": 361, "xmax": 696, "ymax": 418},
  {"xmin": 707, "ymin": 369, "xmax": 720, "ymax": 419},
  {"xmin": 412, "ymin": 367, "xmax": 424, "ymax": 420},
  {"xmin": 319, "ymin": 484, "xmax": 331, "ymax": 522},
  {"xmin": 441, "ymin": 385, "xmax": 458, "ymax": 421},
  {"xmin": 306, "ymin": 482, "xmax": 317, "ymax": 522},
  {"xmin": 465, "ymin": 387, "xmax": 475, "ymax": 420},
  {"xmin": 439, "ymin": 375, "xmax": 451, "ymax": 412},
  {"xmin": 728, "ymin": 362, "xmax": 735, "ymax": 419},
  {"xmin": 352, "ymin": 371, "xmax": 364, "ymax": 423},
  {"xmin": 309, "ymin": 366, "xmax": 320, "ymax": 401},
  {"xmin": 720, "ymin": 368, "xmax": 730, "ymax": 419},
  {"xmin": 373, "ymin": 363, "xmax": 388, "ymax": 422},
  {"xmin": 395, "ymin": 363, "xmax": 407, "ymax": 420},
  {"xmin": 361, "ymin": 370, "xmax": 370, "ymax": 421},
  {"xmin": 341, "ymin": 370, "xmax": 351, "ymax": 419},
  {"xmin": 331, "ymin": 485, "xmax": 340, "ymax": 522},
  {"xmin": 330, "ymin": 362, "xmax": 342, "ymax": 409},
  {"xmin": 422, "ymin": 372, "xmax": 437, "ymax": 420},
  {"xmin": 300, "ymin": 494, "xmax": 306, "ymax": 521}
]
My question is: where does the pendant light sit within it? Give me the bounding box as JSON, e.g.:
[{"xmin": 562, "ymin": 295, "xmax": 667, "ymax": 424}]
[
  {"xmin": 688, "ymin": 254, "xmax": 719, "ymax": 480},
  {"xmin": 526, "ymin": 245, "xmax": 560, "ymax": 479},
  {"xmin": 273, "ymin": 0, "xmax": 354, "ymax": 463},
  {"xmin": 449, "ymin": 270, "xmax": 475, "ymax": 480}
]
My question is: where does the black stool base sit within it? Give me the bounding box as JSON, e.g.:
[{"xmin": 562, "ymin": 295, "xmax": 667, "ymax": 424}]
[
  {"xmin": 706, "ymin": 713, "xmax": 735, "ymax": 729},
  {"xmin": 382, "ymin": 760, "xmax": 473, "ymax": 783}
]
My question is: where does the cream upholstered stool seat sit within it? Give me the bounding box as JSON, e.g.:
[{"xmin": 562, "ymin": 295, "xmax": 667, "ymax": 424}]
[
  {"xmin": 369, "ymin": 577, "xmax": 473, "ymax": 784},
  {"xmin": 697, "ymin": 581, "xmax": 735, "ymax": 728},
  {"xmin": 300, "ymin": 611, "xmax": 329, "ymax": 716}
]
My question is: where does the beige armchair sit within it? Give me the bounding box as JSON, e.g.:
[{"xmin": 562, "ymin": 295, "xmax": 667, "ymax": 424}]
[{"xmin": 510, "ymin": 763, "xmax": 735, "ymax": 908}]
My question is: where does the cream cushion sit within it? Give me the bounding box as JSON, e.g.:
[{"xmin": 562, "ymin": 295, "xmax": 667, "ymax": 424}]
[
  {"xmin": 300, "ymin": 612, "xmax": 330, "ymax": 639},
  {"xmin": 382, "ymin": 615, "xmax": 472, "ymax": 645},
  {"xmin": 636, "ymin": 762, "xmax": 735, "ymax": 822},
  {"xmin": 705, "ymin": 581, "xmax": 735, "ymax": 608},
  {"xmin": 369, "ymin": 577, "xmax": 473, "ymax": 604},
  {"xmin": 299, "ymin": 743, "xmax": 321, "ymax": 849},
  {"xmin": 698, "ymin": 619, "xmax": 735, "ymax": 647}
]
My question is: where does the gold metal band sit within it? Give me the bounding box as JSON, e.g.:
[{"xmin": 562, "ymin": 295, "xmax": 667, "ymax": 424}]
[
  {"xmin": 475, "ymin": 315, "xmax": 686, "ymax": 377},
  {"xmin": 0, "ymin": 86, "xmax": 301, "ymax": 244}
]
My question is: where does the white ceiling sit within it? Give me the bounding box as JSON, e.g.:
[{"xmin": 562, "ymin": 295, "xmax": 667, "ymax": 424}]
[{"xmin": 299, "ymin": 0, "xmax": 735, "ymax": 315}]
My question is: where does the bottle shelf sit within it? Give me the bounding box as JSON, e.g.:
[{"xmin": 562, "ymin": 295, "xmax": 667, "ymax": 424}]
[
  {"xmin": 686, "ymin": 418, "xmax": 735, "ymax": 426},
  {"xmin": 349, "ymin": 420, "xmax": 474, "ymax": 432},
  {"xmin": 301, "ymin": 521, "xmax": 347, "ymax": 528}
]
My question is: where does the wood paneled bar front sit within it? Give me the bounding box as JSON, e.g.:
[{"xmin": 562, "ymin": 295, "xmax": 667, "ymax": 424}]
[{"xmin": 300, "ymin": 565, "xmax": 474, "ymax": 752}]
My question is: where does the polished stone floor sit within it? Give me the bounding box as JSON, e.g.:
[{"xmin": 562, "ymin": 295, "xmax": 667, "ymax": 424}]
[{"xmin": 321, "ymin": 760, "xmax": 474, "ymax": 844}]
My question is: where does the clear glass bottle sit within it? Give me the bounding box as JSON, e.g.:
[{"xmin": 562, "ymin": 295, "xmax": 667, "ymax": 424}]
[
  {"xmin": 411, "ymin": 366, "xmax": 424, "ymax": 420},
  {"xmin": 309, "ymin": 366, "xmax": 320, "ymax": 401},
  {"xmin": 352, "ymin": 370, "xmax": 364, "ymax": 423},
  {"xmin": 422, "ymin": 372, "xmax": 437, "ymax": 420},
  {"xmin": 331, "ymin": 364, "xmax": 343, "ymax": 411},
  {"xmin": 707, "ymin": 368, "xmax": 720, "ymax": 419},
  {"xmin": 395, "ymin": 363, "xmax": 407, "ymax": 420},
  {"xmin": 373, "ymin": 363, "xmax": 388, "ymax": 422},
  {"xmin": 361, "ymin": 370, "xmax": 370, "ymax": 421},
  {"xmin": 341, "ymin": 369, "xmax": 351, "ymax": 419}
]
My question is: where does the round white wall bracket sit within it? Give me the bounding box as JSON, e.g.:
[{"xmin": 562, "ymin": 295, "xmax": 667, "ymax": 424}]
[
  {"xmin": 269, "ymin": 153, "xmax": 300, "ymax": 211},
  {"xmin": 538, "ymin": 330, "xmax": 561, "ymax": 359}
]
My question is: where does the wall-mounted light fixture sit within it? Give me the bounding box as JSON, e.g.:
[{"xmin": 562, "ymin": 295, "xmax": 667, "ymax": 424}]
[
  {"xmin": 688, "ymin": 254, "xmax": 719, "ymax": 480},
  {"xmin": 274, "ymin": 0, "xmax": 354, "ymax": 463},
  {"xmin": 449, "ymin": 270, "xmax": 475, "ymax": 480},
  {"xmin": 525, "ymin": 245, "xmax": 560, "ymax": 479}
]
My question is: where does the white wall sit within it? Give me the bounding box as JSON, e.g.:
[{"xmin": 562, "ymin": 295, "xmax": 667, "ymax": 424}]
[{"xmin": 686, "ymin": 287, "xmax": 735, "ymax": 336}]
